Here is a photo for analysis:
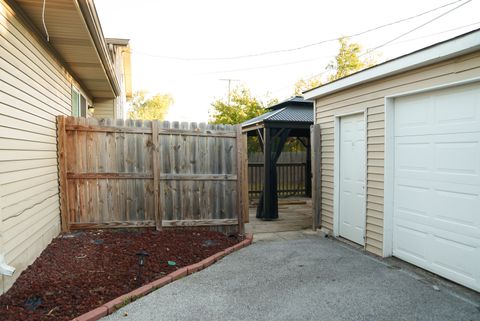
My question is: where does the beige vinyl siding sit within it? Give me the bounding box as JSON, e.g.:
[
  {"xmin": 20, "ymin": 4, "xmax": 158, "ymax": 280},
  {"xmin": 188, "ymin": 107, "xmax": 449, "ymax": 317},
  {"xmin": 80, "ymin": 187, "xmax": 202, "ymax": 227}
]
[
  {"xmin": 93, "ymin": 98, "xmax": 115, "ymax": 119},
  {"xmin": 314, "ymin": 51, "xmax": 480, "ymax": 256},
  {"xmin": 0, "ymin": 0, "xmax": 85, "ymax": 293}
]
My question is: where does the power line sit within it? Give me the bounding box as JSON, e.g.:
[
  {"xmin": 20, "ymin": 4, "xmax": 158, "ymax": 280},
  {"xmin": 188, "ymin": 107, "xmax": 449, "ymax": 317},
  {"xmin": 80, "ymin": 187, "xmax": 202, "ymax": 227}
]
[
  {"xmin": 268, "ymin": 20, "xmax": 479, "ymax": 97},
  {"xmin": 361, "ymin": 0, "xmax": 472, "ymax": 56},
  {"xmin": 128, "ymin": 0, "xmax": 466, "ymax": 61},
  {"xmin": 198, "ymin": 19, "xmax": 477, "ymax": 77},
  {"xmin": 198, "ymin": 56, "xmax": 330, "ymax": 76},
  {"xmin": 386, "ymin": 21, "xmax": 480, "ymax": 46},
  {"xmin": 300, "ymin": 2, "xmax": 472, "ymax": 81}
]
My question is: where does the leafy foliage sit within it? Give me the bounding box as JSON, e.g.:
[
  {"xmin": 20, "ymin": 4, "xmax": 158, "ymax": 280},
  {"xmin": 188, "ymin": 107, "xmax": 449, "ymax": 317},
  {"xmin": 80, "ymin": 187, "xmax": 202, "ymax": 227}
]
[
  {"xmin": 326, "ymin": 37, "xmax": 377, "ymax": 82},
  {"xmin": 210, "ymin": 85, "xmax": 278, "ymax": 153},
  {"xmin": 210, "ymin": 85, "xmax": 276, "ymax": 125},
  {"xmin": 293, "ymin": 38, "xmax": 377, "ymax": 95},
  {"xmin": 128, "ymin": 91, "xmax": 173, "ymax": 120},
  {"xmin": 293, "ymin": 76, "xmax": 322, "ymax": 96}
]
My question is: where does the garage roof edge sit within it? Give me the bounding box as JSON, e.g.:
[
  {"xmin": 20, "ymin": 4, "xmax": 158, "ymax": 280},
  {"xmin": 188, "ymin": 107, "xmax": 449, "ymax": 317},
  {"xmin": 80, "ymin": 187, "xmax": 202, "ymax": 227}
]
[{"xmin": 304, "ymin": 29, "xmax": 480, "ymax": 100}]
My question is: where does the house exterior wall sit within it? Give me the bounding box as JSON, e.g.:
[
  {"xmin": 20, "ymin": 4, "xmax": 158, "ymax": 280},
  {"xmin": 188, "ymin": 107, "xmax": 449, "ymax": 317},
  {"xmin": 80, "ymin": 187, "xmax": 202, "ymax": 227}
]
[
  {"xmin": 93, "ymin": 98, "xmax": 115, "ymax": 119},
  {"xmin": 111, "ymin": 44, "xmax": 128, "ymax": 119},
  {"xmin": 0, "ymin": 0, "xmax": 89, "ymax": 293},
  {"xmin": 314, "ymin": 51, "xmax": 480, "ymax": 256},
  {"xmin": 93, "ymin": 44, "xmax": 128, "ymax": 120}
]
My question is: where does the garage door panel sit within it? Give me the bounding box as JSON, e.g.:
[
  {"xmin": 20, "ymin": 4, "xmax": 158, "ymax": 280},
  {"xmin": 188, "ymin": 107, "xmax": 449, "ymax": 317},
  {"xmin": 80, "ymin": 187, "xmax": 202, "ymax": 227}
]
[
  {"xmin": 434, "ymin": 134, "xmax": 480, "ymax": 186},
  {"xmin": 393, "ymin": 83, "xmax": 480, "ymax": 292},
  {"xmin": 434, "ymin": 84, "xmax": 480, "ymax": 129},
  {"xmin": 394, "ymin": 182, "xmax": 429, "ymax": 222},
  {"xmin": 395, "ymin": 141, "xmax": 431, "ymax": 172},
  {"xmin": 433, "ymin": 187, "xmax": 480, "ymax": 232},
  {"xmin": 431, "ymin": 235, "xmax": 478, "ymax": 285},
  {"xmin": 394, "ymin": 95, "xmax": 432, "ymax": 136},
  {"xmin": 394, "ymin": 224, "xmax": 428, "ymax": 262},
  {"xmin": 395, "ymin": 83, "xmax": 480, "ymax": 137}
]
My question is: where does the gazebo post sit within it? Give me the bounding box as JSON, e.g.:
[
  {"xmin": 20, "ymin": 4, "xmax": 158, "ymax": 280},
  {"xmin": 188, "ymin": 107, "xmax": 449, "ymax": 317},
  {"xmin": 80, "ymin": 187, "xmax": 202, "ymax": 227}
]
[{"xmin": 263, "ymin": 126, "xmax": 271, "ymax": 219}]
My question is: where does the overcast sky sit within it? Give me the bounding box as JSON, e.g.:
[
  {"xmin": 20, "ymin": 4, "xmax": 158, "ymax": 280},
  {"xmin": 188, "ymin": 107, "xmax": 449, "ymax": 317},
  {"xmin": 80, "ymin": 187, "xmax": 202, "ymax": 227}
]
[{"xmin": 95, "ymin": 0, "xmax": 480, "ymax": 122}]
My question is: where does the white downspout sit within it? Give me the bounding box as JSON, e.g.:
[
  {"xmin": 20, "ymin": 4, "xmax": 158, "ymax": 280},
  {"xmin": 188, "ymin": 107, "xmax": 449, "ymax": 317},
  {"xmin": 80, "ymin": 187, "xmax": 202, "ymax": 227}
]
[
  {"xmin": 0, "ymin": 254, "xmax": 15, "ymax": 277},
  {"xmin": 0, "ymin": 192, "xmax": 15, "ymax": 277}
]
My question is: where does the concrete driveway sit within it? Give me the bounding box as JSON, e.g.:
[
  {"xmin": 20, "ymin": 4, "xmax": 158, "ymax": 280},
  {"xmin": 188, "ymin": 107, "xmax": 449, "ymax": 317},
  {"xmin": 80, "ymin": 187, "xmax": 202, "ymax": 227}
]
[{"xmin": 103, "ymin": 234, "xmax": 480, "ymax": 321}]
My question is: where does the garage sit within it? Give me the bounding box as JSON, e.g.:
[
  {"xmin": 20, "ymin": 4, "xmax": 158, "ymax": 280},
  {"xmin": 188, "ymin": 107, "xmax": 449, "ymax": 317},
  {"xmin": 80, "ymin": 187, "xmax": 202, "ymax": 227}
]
[
  {"xmin": 392, "ymin": 83, "xmax": 480, "ymax": 292},
  {"xmin": 305, "ymin": 29, "xmax": 480, "ymax": 293}
]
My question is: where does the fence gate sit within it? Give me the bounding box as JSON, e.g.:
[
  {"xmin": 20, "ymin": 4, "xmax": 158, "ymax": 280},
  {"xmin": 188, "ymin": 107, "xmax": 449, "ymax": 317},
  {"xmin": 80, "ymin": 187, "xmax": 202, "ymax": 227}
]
[{"xmin": 56, "ymin": 116, "xmax": 248, "ymax": 234}]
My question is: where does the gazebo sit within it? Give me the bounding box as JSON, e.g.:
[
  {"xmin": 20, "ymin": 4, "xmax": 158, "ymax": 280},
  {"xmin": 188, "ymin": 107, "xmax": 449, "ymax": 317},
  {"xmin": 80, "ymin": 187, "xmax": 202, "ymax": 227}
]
[{"xmin": 242, "ymin": 96, "xmax": 314, "ymax": 220}]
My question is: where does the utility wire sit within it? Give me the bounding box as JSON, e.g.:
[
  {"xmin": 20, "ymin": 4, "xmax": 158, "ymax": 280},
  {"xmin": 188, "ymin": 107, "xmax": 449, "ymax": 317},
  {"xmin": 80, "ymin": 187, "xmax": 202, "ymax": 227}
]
[
  {"xmin": 129, "ymin": 0, "xmax": 467, "ymax": 61},
  {"xmin": 42, "ymin": 0, "xmax": 49, "ymax": 41},
  {"xmin": 197, "ymin": 56, "xmax": 330, "ymax": 75},
  {"xmin": 267, "ymin": 20, "xmax": 479, "ymax": 96},
  {"xmin": 199, "ymin": 19, "xmax": 477, "ymax": 76},
  {"xmin": 387, "ymin": 21, "xmax": 480, "ymax": 46},
  {"xmin": 361, "ymin": 0, "xmax": 472, "ymax": 56},
  {"xmin": 298, "ymin": 1, "xmax": 472, "ymax": 82}
]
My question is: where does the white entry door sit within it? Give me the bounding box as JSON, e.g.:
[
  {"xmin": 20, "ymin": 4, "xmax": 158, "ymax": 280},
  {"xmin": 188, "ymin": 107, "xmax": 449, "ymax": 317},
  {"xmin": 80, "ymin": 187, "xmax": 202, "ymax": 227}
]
[
  {"xmin": 338, "ymin": 114, "xmax": 366, "ymax": 245},
  {"xmin": 393, "ymin": 83, "xmax": 480, "ymax": 292}
]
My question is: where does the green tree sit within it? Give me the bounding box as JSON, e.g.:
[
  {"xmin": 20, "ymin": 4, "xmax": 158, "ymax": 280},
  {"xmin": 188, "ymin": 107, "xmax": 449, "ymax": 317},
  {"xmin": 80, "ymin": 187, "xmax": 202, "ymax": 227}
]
[
  {"xmin": 128, "ymin": 91, "xmax": 173, "ymax": 120},
  {"xmin": 210, "ymin": 85, "xmax": 275, "ymax": 125},
  {"xmin": 210, "ymin": 85, "xmax": 277, "ymax": 154},
  {"xmin": 326, "ymin": 37, "xmax": 377, "ymax": 82},
  {"xmin": 293, "ymin": 76, "xmax": 322, "ymax": 96}
]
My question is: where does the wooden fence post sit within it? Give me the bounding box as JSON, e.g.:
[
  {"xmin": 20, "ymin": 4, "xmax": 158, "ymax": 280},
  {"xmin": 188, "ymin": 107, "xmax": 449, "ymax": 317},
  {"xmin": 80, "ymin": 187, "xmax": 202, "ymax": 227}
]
[
  {"xmin": 152, "ymin": 121, "xmax": 162, "ymax": 230},
  {"xmin": 311, "ymin": 124, "xmax": 321, "ymax": 230},
  {"xmin": 242, "ymin": 133, "xmax": 249, "ymax": 224},
  {"xmin": 56, "ymin": 116, "xmax": 70, "ymax": 232},
  {"xmin": 236, "ymin": 126, "xmax": 246, "ymax": 235}
]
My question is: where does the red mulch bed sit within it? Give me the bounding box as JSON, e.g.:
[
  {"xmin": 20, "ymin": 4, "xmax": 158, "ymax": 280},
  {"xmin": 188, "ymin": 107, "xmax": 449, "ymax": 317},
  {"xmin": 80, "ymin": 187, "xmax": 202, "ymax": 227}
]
[{"xmin": 0, "ymin": 229, "xmax": 241, "ymax": 321}]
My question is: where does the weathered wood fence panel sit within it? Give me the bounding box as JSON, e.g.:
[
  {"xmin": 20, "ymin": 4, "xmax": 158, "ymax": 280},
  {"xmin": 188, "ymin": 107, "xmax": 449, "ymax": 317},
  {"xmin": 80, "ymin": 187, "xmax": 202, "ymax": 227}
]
[
  {"xmin": 248, "ymin": 152, "xmax": 307, "ymax": 198},
  {"xmin": 56, "ymin": 116, "xmax": 247, "ymax": 234},
  {"xmin": 311, "ymin": 124, "xmax": 321, "ymax": 230}
]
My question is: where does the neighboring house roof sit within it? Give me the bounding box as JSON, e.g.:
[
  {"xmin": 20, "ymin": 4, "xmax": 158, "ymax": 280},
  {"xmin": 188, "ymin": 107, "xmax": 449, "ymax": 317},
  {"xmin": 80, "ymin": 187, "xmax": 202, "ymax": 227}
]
[
  {"xmin": 304, "ymin": 28, "xmax": 480, "ymax": 100},
  {"xmin": 11, "ymin": 0, "xmax": 122, "ymax": 99},
  {"xmin": 242, "ymin": 96, "xmax": 313, "ymax": 128}
]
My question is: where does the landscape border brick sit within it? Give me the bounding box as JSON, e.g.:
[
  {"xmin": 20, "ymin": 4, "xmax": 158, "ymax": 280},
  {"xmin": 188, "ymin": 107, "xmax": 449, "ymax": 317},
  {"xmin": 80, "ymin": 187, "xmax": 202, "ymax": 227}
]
[{"xmin": 71, "ymin": 234, "xmax": 253, "ymax": 321}]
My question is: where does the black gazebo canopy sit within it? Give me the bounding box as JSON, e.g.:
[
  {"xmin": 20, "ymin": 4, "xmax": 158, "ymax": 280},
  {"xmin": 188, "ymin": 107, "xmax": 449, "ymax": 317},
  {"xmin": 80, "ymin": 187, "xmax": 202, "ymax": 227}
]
[{"xmin": 242, "ymin": 96, "xmax": 314, "ymax": 220}]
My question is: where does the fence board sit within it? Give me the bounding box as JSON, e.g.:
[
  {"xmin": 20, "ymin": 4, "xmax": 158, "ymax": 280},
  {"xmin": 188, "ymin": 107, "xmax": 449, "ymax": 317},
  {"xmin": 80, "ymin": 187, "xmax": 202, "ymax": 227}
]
[
  {"xmin": 311, "ymin": 124, "xmax": 322, "ymax": 230},
  {"xmin": 58, "ymin": 117, "xmax": 244, "ymax": 234}
]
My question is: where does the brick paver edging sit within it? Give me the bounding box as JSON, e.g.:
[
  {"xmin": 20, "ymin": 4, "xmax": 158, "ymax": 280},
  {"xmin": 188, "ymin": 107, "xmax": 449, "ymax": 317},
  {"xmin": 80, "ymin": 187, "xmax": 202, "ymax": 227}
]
[{"xmin": 71, "ymin": 234, "xmax": 253, "ymax": 321}]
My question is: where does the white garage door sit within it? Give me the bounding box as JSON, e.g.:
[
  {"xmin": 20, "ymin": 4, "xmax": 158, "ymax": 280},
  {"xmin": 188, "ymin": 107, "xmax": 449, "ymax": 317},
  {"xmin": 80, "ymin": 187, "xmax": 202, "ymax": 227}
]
[{"xmin": 393, "ymin": 83, "xmax": 480, "ymax": 292}]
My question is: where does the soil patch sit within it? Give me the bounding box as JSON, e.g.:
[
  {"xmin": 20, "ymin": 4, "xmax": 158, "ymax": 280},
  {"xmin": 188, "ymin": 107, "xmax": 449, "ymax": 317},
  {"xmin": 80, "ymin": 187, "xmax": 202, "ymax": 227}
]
[{"xmin": 0, "ymin": 229, "xmax": 241, "ymax": 321}]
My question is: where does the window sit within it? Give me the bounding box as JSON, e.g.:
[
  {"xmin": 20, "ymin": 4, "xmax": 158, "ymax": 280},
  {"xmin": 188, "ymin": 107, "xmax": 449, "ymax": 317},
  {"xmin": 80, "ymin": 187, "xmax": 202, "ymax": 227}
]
[{"xmin": 71, "ymin": 86, "xmax": 87, "ymax": 117}]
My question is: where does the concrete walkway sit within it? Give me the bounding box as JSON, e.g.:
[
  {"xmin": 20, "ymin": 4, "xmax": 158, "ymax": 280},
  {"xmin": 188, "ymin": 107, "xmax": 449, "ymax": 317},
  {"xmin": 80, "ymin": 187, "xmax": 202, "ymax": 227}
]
[{"xmin": 103, "ymin": 234, "xmax": 480, "ymax": 321}]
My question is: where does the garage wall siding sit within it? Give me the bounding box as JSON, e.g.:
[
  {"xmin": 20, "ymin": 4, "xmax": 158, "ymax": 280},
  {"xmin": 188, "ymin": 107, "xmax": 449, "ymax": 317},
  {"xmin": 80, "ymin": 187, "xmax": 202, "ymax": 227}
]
[
  {"xmin": 314, "ymin": 51, "xmax": 480, "ymax": 256},
  {"xmin": 0, "ymin": 0, "xmax": 83, "ymax": 293}
]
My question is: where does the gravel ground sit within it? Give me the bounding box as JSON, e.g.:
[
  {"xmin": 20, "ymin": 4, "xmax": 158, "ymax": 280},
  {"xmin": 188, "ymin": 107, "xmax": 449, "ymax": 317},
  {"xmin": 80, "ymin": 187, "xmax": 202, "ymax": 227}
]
[{"xmin": 103, "ymin": 236, "xmax": 480, "ymax": 321}]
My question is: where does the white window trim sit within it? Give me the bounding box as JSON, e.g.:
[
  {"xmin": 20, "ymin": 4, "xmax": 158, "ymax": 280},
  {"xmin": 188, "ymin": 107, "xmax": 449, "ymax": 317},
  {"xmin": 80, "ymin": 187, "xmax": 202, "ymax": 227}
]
[{"xmin": 71, "ymin": 85, "xmax": 80, "ymax": 117}]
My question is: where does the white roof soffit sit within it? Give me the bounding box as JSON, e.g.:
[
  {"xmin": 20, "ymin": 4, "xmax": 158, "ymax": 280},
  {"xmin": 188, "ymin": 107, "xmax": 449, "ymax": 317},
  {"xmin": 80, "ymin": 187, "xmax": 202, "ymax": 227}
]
[{"xmin": 304, "ymin": 29, "xmax": 480, "ymax": 100}]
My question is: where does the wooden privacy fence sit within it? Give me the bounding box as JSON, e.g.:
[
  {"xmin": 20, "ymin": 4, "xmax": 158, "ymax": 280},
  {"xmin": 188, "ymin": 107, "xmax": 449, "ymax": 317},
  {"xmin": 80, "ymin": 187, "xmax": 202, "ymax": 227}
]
[
  {"xmin": 248, "ymin": 152, "xmax": 308, "ymax": 198},
  {"xmin": 248, "ymin": 163, "xmax": 307, "ymax": 198},
  {"xmin": 56, "ymin": 116, "xmax": 248, "ymax": 234}
]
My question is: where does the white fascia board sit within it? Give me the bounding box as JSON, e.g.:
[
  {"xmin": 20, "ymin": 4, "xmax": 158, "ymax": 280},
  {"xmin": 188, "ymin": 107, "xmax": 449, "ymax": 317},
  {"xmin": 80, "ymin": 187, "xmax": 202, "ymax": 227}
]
[{"xmin": 304, "ymin": 30, "xmax": 480, "ymax": 100}]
